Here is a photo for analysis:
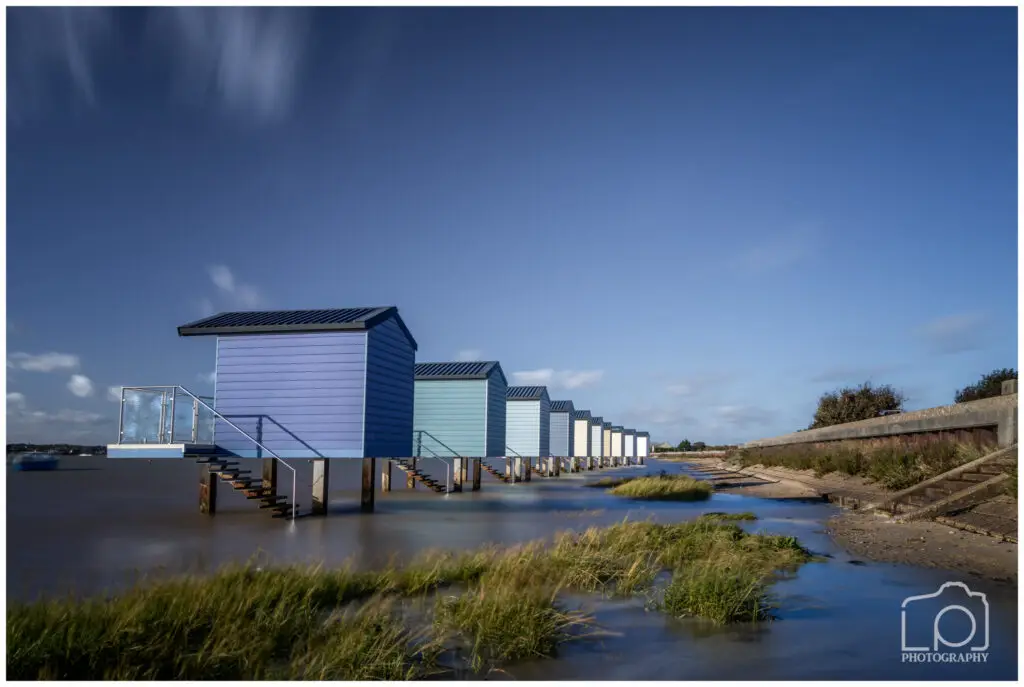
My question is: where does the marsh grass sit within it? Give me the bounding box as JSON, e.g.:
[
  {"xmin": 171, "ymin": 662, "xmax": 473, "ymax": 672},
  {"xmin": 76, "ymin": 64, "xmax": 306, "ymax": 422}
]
[
  {"xmin": 661, "ymin": 555, "xmax": 773, "ymax": 624},
  {"xmin": 584, "ymin": 476, "xmax": 635, "ymax": 488},
  {"xmin": 8, "ymin": 520, "xmax": 815, "ymax": 679},
  {"xmin": 699, "ymin": 512, "xmax": 758, "ymax": 521},
  {"xmin": 733, "ymin": 440, "xmax": 993, "ymax": 491},
  {"xmin": 609, "ymin": 474, "xmax": 713, "ymax": 501}
]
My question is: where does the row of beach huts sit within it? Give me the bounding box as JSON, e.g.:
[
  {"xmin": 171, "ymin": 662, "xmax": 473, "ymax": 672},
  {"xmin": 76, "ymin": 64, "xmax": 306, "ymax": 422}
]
[{"xmin": 107, "ymin": 307, "xmax": 651, "ymax": 514}]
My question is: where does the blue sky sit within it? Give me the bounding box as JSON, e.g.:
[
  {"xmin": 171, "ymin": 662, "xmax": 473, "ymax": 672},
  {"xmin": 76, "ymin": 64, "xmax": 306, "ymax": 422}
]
[{"xmin": 6, "ymin": 7, "xmax": 1018, "ymax": 446}]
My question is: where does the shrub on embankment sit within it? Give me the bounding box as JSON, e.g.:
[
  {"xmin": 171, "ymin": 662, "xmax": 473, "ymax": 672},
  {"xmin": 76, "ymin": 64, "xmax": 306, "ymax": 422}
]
[
  {"xmin": 7, "ymin": 520, "xmax": 814, "ymax": 680},
  {"xmin": 730, "ymin": 440, "xmax": 994, "ymax": 491}
]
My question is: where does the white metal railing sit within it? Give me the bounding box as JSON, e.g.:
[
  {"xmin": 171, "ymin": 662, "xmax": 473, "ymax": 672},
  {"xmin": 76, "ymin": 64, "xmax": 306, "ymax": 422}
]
[{"xmin": 117, "ymin": 385, "xmax": 297, "ymax": 520}]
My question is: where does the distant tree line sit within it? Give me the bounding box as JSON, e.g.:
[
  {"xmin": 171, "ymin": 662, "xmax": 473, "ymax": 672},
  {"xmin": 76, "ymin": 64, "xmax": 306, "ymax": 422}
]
[
  {"xmin": 650, "ymin": 440, "xmax": 737, "ymax": 453},
  {"xmin": 6, "ymin": 443, "xmax": 106, "ymax": 456}
]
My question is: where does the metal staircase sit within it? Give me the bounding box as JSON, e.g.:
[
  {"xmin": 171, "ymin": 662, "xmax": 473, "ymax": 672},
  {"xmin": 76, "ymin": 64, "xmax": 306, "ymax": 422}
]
[
  {"xmin": 392, "ymin": 458, "xmax": 447, "ymax": 493},
  {"xmin": 112, "ymin": 385, "xmax": 299, "ymax": 520},
  {"xmin": 195, "ymin": 455, "xmax": 299, "ymax": 517}
]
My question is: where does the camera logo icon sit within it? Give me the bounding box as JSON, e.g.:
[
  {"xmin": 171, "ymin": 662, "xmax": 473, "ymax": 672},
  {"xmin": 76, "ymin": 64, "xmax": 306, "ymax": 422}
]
[{"xmin": 901, "ymin": 582, "xmax": 990, "ymax": 663}]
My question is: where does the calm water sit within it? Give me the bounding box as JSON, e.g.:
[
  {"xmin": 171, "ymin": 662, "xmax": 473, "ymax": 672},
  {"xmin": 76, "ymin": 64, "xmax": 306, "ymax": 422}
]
[{"xmin": 6, "ymin": 456, "xmax": 1018, "ymax": 680}]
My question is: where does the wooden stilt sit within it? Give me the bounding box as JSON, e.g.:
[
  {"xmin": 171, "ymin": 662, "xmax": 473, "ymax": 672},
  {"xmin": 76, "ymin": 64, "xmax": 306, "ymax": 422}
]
[
  {"xmin": 262, "ymin": 458, "xmax": 278, "ymax": 496},
  {"xmin": 312, "ymin": 459, "xmax": 330, "ymax": 515},
  {"xmin": 199, "ymin": 465, "xmax": 217, "ymax": 515},
  {"xmin": 452, "ymin": 458, "xmax": 464, "ymax": 492},
  {"xmin": 361, "ymin": 457, "xmax": 376, "ymax": 513},
  {"xmin": 472, "ymin": 458, "xmax": 482, "ymax": 491},
  {"xmin": 381, "ymin": 459, "xmax": 392, "ymax": 493},
  {"xmin": 407, "ymin": 457, "xmax": 417, "ymax": 489}
]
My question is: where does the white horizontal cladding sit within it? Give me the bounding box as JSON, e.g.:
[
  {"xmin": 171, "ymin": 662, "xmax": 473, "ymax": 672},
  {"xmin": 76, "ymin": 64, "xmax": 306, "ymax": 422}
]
[
  {"xmin": 624, "ymin": 433, "xmax": 635, "ymax": 457},
  {"xmin": 637, "ymin": 435, "xmax": 649, "ymax": 457},
  {"xmin": 573, "ymin": 419, "xmax": 590, "ymax": 457},
  {"xmin": 611, "ymin": 431, "xmax": 623, "ymax": 457}
]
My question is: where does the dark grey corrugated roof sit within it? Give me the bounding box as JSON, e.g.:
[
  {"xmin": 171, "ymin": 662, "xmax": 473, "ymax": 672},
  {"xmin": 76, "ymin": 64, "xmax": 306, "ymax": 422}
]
[
  {"xmin": 573, "ymin": 409, "xmax": 592, "ymax": 420},
  {"xmin": 591, "ymin": 415, "xmax": 603, "ymax": 424},
  {"xmin": 636, "ymin": 431, "xmax": 650, "ymax": 437},
  {"xmin": 549, "ymin": 400, "xmax": 574, "ymax": 413},
  {"xmin": 611, "ymin": 426, "xmax": 623, "ymax": 432},
  {"xmin": 602, "ymin": 422, "xmax": 612, "ymax": 428},
  {"xmin": 178, "ymin": 306, "xmax": 418, "ymax": 350},
  {"xmin": 507, "ymin": 386, "xmax": 548, "ymax": 401},
  {"xmin": 415, "ymin": 361, "xmax": 505, "ymax": 383},
  {"xmin": 623, "ymin": 428, "xmax": 635, "ymax": 434}
]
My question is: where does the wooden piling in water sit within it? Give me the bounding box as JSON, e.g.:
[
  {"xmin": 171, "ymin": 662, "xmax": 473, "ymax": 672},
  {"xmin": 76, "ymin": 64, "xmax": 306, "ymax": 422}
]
[
  {"xmin": 472, "ymin": 458, "xmax": 481, "ymax": 491},
  {"xmin": 381, "ymin": 459, "xmax": 392, "ymax": 493},
  {"xmin": 262, "ymin": 458, "xmax": 278, "ymax": 496},
  {"xmin": 361, "ymin": 457, "xmax": 376, "ymax": 512},
  {"xmin": 407, "ymin": 457, "xmax": 417, "ymax": 489},
  {"xmin": 452, "ymin": 457, "xmax": 464, "ymax": 492},
  {"xmin": 199, "ymin": 465, "xmax": 217, "ymax": 515},
  {"xmin": 312, "ymin": 459, "xmax": 330, "ymax": 515}
]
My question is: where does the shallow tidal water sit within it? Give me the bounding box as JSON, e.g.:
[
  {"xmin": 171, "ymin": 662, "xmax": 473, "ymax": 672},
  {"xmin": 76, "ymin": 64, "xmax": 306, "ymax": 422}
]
[{"xmin": 6, "ymin": 456, "xmax": 1018, "ymax": 680}]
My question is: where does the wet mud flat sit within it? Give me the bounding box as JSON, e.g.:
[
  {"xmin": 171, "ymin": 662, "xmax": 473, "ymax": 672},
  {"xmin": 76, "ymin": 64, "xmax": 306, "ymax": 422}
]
[
  {"xmin": 677, "ymin": 456, "xmax": 1019, "ymax": 585},
  {"xmin": 6, "ymin": 457, "xmax": 1019, "ymax": 680}
]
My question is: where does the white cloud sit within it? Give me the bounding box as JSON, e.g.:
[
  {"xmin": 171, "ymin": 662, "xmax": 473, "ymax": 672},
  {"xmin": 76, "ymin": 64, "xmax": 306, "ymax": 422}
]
[
  {"xmin": 156, "ymin": 7, "xmax": 309, "ymax": 124},
  {"xmin": 7, "ymin": 7, "xmax": 115, "ymax": 123},
  {"xmin": 559, "ymin": 370, "xmax": 604, "ymax": 389},
  {"xmin": 510, "ymin": 368, "xmax": 604, "ymax": 390},
  {"xmin": 7, "ymin": 392, "xmax": 27, "ymax": 408},
  {"xmin": 7, "ymin": 400, "xmax": 110, "ymax": 443},
  {"xmin": 68, "ymin": 374, "xmax": 95, "ymax": 397},
  {"xmin": 7, "ymin": 352, "xmax": 80, "ymax": 372},
  {"xmin": 512, "ymin": 369, "xmax": 554, "ymax": 386},
  {"xmin": 917, "ymin": 312, "xmax": 989, "ymax": 355},
  {"xmin": 455, "ymin": 349, "xmax": 482, "ymax": 362},
  {"xmin": 202, "ymin": 264, "xmax": 262, "ymax": 312},
  {"xmin": 731, "ymin": 225, "xmax": 818, "ymax": 274},
  {"xmin": 107, "ymin": 386, "xmax": 123, "ymax": 402},
  {"xmin": 197, "ymin": 371, "xmax": 216, "ymax": 384}
]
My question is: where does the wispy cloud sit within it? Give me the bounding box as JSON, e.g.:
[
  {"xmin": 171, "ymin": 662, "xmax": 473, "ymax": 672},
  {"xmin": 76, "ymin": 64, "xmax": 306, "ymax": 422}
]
[
  {"xmin": 916, "ymin": 312, "xmax": 990, "ymax": 355},
  {"xmin": 197, "ymin": 371, "xmax": 216, "ymax": 385},
  {"xmin": 663, "ymin": 372, "xmax": 734, "ymax": 399},
  {"xmin": 512, "ymin": 369, "xmax": 554, "ymax": 386},
  {"xmin": 7, "ymin": 7, "xmax": 115, "ymax": 123},
  {"xmin": 731, "ymin": 225, "xmax": 818, "ymax": 275},
  {"xmin": 341, "ymin": 11, "xmax": 402, "ymax": 129},
  {"xmin": 455, "ymin": 350, "xmax": 482, "ymax": 362},
  {"xmin": 710, "ymin": 404, "xmax": 775, "ymax": 429},
  {"xmin": 511, "ymin": 369, "xmax": 604, "ymax": 390},
  {"xmin": 8, "ymin": 352, "xmax": 80, "ymax": 373},
  {"xmin": 156, "ymin": 7, "xmax": 310, "ymax": 124},
  {"xmin": 67, "ymin": 374, "xmax": 95, "ymax": 398},
  {"xmin": 199, "ymin": 264, "xmax": 262, "ymax": 314},
  {"xmin": 107, "ymin": 386, "xmax": 123, "ymax": 402},
  {"xmin": 809, "ymin": 363, "xmax": 902, "ymax": 385},
  {"xmin": 7, "ymin": 396, "xmax": 109, "ymax": 443}
]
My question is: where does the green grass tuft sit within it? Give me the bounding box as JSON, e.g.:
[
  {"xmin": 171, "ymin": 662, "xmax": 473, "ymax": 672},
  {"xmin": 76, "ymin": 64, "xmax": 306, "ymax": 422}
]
[
  {"xmin": 698, "ymin": 511, "xmax": 758, "ymax": 521},
  {"xmin": 8, "ymin": 520, "xmax": 816, "ymax": 679},
  {"xmin": 608, "ymin": 474, "xmax": 713, "ymax": 501}
]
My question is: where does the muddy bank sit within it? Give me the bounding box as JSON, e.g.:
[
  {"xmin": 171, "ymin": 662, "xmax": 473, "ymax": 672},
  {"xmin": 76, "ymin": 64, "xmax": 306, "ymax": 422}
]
[
  {"xmin": 827, "ymin": 511, "xmax": 1018, "ymax": 585},
  {"xmin": 678, "ymin": 457, "xmax": 1018, "ymax": 584}
]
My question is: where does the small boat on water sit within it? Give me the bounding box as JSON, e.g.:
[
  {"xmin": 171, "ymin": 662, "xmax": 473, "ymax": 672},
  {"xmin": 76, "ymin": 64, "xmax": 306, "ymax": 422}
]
[{"xmin": 12, "ymin": 452, "xmax": 60, "ymax": 471}]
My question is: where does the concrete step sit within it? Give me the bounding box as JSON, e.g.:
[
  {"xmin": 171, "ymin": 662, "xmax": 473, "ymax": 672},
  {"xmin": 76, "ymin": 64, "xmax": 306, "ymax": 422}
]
[
  {"xmin": 978, "ymin": 463, "xmax": 1014, "ymax": 475},
  {"xmin": 960, "ymin": 472, "xmax": 991, "ymax": 483}
]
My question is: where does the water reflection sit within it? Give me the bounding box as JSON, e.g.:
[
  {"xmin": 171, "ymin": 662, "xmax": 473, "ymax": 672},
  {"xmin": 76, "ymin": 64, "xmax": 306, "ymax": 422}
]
[{"xmin": 6, "ymin": 457, "xmax": 1017, "ymax": 680}]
